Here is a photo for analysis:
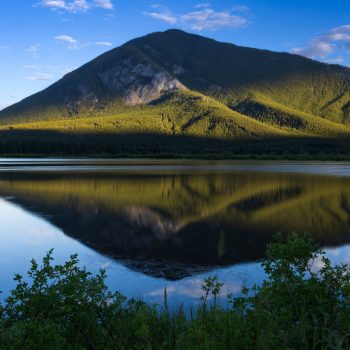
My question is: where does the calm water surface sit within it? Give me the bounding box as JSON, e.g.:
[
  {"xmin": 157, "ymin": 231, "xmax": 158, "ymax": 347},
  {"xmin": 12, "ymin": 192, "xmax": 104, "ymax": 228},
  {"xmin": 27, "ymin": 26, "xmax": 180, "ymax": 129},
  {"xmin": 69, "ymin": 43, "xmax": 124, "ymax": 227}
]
[{"xmin": 1, "ymin": 159, "xmax": 350, "ymax": 306}]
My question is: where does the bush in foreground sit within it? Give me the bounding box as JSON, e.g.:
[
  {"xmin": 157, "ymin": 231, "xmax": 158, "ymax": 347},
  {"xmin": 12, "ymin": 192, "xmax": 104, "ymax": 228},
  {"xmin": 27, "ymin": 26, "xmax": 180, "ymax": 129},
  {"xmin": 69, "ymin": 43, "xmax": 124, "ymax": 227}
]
[{"xmin": 1, "ymin": 233, "xmax": 350, "ymax": 349}]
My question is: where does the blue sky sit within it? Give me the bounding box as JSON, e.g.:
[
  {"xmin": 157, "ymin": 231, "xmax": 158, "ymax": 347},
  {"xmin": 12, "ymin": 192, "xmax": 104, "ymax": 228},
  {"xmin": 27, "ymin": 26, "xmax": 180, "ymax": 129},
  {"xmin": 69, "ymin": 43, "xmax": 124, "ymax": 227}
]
[{"xmin": 1, "ymin": 0, "xmax": 349, "ymax": 110}]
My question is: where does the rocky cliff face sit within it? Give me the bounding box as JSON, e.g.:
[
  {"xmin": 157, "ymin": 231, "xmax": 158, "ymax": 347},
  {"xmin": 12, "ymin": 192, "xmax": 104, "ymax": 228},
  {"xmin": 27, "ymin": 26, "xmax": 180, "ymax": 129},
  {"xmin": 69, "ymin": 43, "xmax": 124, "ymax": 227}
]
[{"xmin": 99, "ymin": 59, "xmax": 187, "ymax": 105}]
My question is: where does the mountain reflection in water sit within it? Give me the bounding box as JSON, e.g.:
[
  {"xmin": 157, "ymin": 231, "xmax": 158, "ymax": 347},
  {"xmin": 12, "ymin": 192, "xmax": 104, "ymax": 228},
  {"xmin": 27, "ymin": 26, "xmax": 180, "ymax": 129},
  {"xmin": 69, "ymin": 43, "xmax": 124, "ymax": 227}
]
[{"xmin": 1, "ymin": 169, "xmax": 350, "ymax": 280}]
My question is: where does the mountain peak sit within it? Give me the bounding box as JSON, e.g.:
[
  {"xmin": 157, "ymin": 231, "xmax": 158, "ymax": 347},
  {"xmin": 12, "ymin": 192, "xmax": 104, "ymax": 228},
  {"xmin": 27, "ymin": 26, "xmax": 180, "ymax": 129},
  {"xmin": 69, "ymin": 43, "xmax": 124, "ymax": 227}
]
[
  {"xmin": 162, "ymin": 28, "xmax": 188, "ymax": 35},
  {"xmin": 1, "ymin": 29, "xmax": 349, "ymax": 137}
]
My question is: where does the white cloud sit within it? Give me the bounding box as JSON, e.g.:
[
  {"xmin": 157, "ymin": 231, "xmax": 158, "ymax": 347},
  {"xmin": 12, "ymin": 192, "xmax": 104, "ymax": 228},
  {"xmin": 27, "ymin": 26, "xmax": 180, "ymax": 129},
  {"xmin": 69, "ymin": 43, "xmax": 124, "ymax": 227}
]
[
  {"xmin": 26, "ymin": 44, "xmax": 40, "ymax": 52},
  {"xmin": 54, "ymin": 35, "xmax": 113, "ymax": 49},
  {"xmin": 93, "ymin": 0, "xmax": 113, "ymax": 10},
  {"xmin": 55, "ymin": 34, "xmax": 78, "ymax": 44},
  {"xmin": 40, "ymin": 0, "xmax": 66, "ymax": 9},
  {"xmin": 144, "ymin": 4, "xmax": 248, "ymax": 31},
  {"xmin": 195, "ymin": 3, "xmax": 210, "ymax": 9},
  {"xmin": 37, "ymin": 0, "xmax": 88, "ymax": 12},
  {"xmin": 145, "ymin": 11, "xmax": 177, "ymax": 25},
  {"xmin": 95, "ymin": 41, "xmax": 113, "ymax": 46},
  {"xmin": 36, "ymin": 0, "xmax": 113, "ymax": 13},
  {"xmin": 232, "ymin": 5, "xmax": 250, "ymax": 12},
  {"xmin": 291, "ymin": 24, "xmax": 350, "ymax": 62},
  {"xmin": 291, "ymin": 41, "xmax": 333, "ymax": 58},
  {"xmin": 325, "ymin": 56, "xmax": 344, "ymax": 64},
  {"xmin": 180, "ymin": 8, "xmax": 247, "ymax": 31},
  {"xmin": 26, "ymin": 73, "xmax": 53, "ymax": 81},
  {"xmin": 54, "ymin": 34, "xmax": 80, "ymax": 49}
]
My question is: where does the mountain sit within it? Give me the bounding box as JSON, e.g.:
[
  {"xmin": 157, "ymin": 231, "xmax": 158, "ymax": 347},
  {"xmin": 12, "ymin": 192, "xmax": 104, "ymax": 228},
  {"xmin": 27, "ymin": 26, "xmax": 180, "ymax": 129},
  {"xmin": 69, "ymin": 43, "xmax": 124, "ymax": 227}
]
[{"xmin": 1, "ymin": 29, "xmax": 350, "ymax": 157}]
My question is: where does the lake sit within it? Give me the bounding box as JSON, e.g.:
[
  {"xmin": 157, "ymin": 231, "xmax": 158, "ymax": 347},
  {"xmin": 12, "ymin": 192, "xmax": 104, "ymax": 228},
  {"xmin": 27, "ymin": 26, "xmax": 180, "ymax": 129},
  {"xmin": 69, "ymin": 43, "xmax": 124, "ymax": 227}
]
[{"xmin": 1, "ymin": 159, "xmax": 350, "ymax": 307}]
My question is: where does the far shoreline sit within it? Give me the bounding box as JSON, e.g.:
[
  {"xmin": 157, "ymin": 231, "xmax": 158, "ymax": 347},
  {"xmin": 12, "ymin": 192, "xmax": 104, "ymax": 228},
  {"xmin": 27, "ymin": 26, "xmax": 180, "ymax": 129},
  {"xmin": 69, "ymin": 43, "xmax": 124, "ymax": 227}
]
[{"xmin": 0, "ymin": 153, "xmax": 350, "ymax": 161}]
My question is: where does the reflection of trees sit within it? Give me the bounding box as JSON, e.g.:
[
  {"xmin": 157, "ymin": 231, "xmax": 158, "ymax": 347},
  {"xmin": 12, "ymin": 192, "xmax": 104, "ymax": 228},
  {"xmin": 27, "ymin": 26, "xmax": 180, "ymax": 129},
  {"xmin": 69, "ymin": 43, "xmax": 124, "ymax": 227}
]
[{"xmin": 0, "ymin": 171, "xmax": 350, "ymax": 279}]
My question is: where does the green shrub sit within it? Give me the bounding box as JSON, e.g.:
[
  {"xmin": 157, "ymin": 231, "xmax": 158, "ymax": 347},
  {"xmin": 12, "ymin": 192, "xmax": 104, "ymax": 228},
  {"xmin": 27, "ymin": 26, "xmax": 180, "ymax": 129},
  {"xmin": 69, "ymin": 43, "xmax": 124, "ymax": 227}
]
[{"xmin": 1, "ymin": 233, "xmax": 350, "ymax": 349}]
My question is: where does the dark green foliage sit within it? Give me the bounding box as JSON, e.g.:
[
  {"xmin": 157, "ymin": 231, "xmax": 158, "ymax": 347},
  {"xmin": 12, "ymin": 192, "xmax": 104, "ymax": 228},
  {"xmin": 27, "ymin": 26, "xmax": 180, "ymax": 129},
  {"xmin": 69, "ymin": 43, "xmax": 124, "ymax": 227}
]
[
  {"xmin": 232, "ymin": 99, "xmax": 305, "ymax": 129},
  {"xmin": 1, "ymin": 234, "xmax": 350, "ymax": 349}
]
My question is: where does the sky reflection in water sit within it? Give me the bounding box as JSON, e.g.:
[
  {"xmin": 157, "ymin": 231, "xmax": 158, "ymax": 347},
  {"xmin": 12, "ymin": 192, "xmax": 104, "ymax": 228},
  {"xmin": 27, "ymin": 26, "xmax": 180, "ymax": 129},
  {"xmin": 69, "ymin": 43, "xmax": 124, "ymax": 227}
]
[
  {"xmin": 0, "ymin": 198, "xmax": 265, "ymax": 306},
  {"xmin": 1, "ymin": 161, "xmax": 350, "ymax": 307}
]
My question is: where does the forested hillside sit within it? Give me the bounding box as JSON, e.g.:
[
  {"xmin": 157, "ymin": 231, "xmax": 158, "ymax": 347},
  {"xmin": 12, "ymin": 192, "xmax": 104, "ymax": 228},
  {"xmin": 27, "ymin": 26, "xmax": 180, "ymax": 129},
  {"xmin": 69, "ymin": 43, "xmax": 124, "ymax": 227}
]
[{"xmin": 1, "ymin": 29, "xmax": 350, "ymax": 157}]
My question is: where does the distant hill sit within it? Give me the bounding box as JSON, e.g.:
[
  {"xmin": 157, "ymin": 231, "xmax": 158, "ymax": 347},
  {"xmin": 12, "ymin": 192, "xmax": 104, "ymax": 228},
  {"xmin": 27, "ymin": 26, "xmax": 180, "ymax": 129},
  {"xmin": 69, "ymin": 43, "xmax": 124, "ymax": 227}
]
[{"xmin": 1, "ymin": 29, "xmax": 350, "ymax": 157}]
